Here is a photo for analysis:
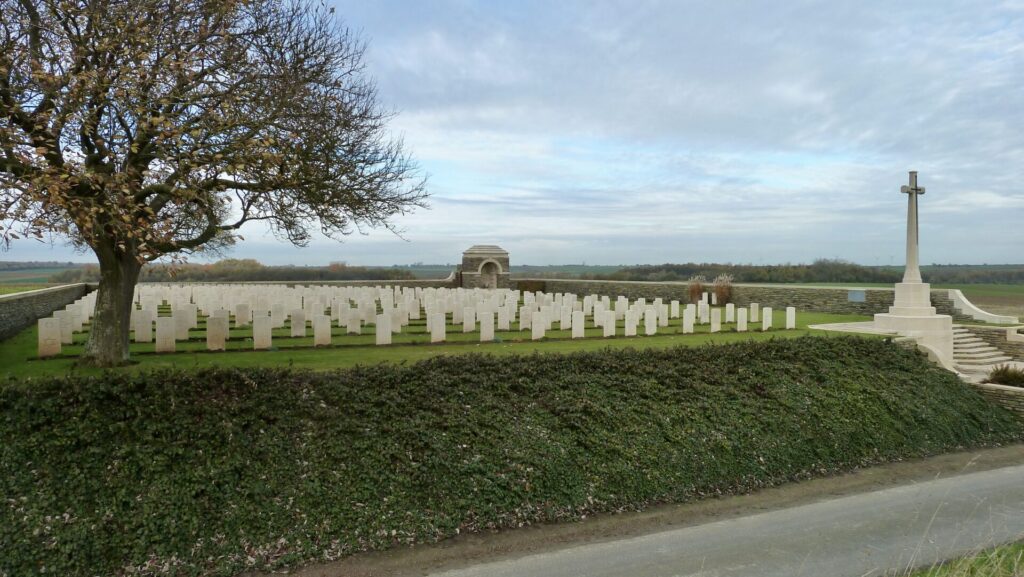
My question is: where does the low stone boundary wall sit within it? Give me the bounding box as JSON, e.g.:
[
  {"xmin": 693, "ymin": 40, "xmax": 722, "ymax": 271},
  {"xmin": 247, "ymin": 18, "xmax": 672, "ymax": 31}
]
[
  {"xmin": 514, "ymin": 278, "xmax": 965, "ymax": 317},
  {"xmin": 972, "ymin": 382, "xmax": 1024, "ymax": 417},
  {"xmin": 0, "ymin": 284, "xmax": 91, "ymax": 341}
]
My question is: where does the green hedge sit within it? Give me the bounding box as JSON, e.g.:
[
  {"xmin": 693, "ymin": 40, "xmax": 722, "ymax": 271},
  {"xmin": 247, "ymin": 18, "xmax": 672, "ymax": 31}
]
[{"xmin": 1, "ymin": 336, "xmax": 1021, "ymax": 576}]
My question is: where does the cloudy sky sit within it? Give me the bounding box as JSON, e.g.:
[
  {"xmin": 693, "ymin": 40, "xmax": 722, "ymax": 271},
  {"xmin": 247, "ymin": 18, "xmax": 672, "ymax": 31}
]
[{"xmin": 9, "ymin": 0, "xmax": 1024, "ymax": 266}]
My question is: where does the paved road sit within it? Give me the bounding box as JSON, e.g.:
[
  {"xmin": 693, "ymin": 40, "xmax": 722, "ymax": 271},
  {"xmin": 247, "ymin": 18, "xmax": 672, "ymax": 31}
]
[{"xmin": 431, "ymin": 464, "xmax": 1024, "ymax": 577}]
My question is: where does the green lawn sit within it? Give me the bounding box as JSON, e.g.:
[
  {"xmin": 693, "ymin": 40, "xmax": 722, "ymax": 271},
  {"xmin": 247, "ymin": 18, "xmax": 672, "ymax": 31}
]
[
  {"xmin": 0, "ymin": 284, "xmax": 53, "ymax": 295},
  {"xmin": 1, "ymin": 310, "xmax": 874, "ymax": 379}
]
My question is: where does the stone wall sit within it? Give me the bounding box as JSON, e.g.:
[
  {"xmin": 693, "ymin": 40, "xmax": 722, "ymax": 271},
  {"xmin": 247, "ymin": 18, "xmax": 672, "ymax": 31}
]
[
  {"xmin": 972, "ymin": 382, "xmax": 1024, "ymax": 417},
  {"xmin": 512, "ymin": 278, "xmax": 967, "ymax": 317},
  {"xmin": 963, "ymin": 326, "xmax": 1024, "ymax": 359},
  {"xmin": 0, "ymin": 284, "xmax": 91, "ymax": 341}
]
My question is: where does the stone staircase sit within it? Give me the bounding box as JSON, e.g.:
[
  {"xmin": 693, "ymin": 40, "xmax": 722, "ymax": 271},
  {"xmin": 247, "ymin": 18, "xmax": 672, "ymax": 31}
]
[{"xmin": 953, "ymin": 326, "xmax": 1013, "ymax": 377}]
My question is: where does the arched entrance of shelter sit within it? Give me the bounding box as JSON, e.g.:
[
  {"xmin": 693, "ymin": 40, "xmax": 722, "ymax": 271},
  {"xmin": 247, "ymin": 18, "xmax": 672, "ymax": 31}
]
[{"xmin": 479, "ymin": 260, "xmax": 500, "ymax": 289}]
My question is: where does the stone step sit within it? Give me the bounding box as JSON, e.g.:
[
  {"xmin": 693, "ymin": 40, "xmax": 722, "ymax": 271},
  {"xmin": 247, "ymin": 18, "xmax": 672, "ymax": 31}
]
[
  {"xmin": 954, "ymin": 351, "xmax": 1010, "ymax": 360},
  {"xmin": 954, "ymin": 345, "xmax": 996, "ymax": 353},
  {"xmin": 955, "ymin": 356, "xmax": 1013, "ymax": 366},
  {"xmin": 953, "ymin": 338, "xmax": 986, "ymax": 345},
  {"xmin": 954, "ymin": 341, "xmax": 991, "ymax": 347}
]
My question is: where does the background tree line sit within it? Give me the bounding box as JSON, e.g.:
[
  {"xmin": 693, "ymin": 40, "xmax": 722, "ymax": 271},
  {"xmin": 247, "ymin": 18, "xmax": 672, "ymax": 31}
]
[
  {"xmin": 49, "ymin": 259, "xmax": 415, "ymax": 283},
  {"xmin": 594, "ymin": 259, "xmax": 1024, "ymax": 284}
]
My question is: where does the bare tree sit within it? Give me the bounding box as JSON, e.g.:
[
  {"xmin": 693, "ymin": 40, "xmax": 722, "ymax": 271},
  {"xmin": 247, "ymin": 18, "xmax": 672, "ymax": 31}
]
[{"xmin": 0, "ymin": 0, "xmax": 426, "ymax": 366}]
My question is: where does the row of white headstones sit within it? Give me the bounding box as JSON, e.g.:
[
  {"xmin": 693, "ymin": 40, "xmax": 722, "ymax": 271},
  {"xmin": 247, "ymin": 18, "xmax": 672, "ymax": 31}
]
[{"xmin": 37, "ymin": 284, "xmax": 798, "ymax": 357}]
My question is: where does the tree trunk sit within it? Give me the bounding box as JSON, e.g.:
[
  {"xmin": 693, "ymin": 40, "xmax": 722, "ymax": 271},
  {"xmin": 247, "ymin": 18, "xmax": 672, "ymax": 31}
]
[{"xmin": 81, "ymin": 245, "xmax": 142, "ymax": 367}]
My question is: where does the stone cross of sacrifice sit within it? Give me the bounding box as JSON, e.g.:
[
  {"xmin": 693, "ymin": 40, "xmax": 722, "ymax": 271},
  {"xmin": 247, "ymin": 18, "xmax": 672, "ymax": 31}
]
[{"xmin": 900, "ymin": 171, "xmax": 926, "ymax": 284}]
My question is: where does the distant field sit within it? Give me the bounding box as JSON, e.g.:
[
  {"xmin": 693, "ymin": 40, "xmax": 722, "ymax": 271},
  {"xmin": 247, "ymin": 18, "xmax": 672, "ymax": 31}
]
[
  {"xmin": 0, "ymin": 284, "xmax": 52, "ymax": 295},
  {"xmin": 0, "ymin": 267, "xmax": 73, "ymax": 283}
]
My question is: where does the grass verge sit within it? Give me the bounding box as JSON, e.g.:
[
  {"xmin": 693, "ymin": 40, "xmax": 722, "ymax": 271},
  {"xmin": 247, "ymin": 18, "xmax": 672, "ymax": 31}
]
[
  {"xmin": 1, "ymin": 336, "xmax": 1021, "ymax": 576},
  {"xmin": 909, "ymin": 542, "xmax": 1024, "ymax": 576}
]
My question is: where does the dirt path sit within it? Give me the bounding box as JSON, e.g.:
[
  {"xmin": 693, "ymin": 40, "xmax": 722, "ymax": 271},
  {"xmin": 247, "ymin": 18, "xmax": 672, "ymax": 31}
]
[{"xmin": 249, "ymin": 444, "xmax": 1024, "ymax": 577}]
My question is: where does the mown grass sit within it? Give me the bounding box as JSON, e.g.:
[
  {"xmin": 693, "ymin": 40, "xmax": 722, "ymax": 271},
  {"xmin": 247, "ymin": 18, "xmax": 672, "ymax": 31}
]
[
  {"xmin": 0, "ymin": 283, "xmax": 52, "ymax": 295},
  {"xmin": 1, "ymin": 336, "xmax": 1021, "ymax": 577},
  {"xmin": 0, "ymin": 310, "xmax": 873, "ymax": 379},
  {"xmin": 909, "ymin": 542, "xmax": 1024, "ymax": 576}
]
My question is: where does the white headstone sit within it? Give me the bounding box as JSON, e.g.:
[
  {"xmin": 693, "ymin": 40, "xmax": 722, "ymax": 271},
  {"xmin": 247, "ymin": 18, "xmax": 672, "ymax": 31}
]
[
  {"xmin": 206, "ymin": 316, "xmax": 228, "ymax": 351},
  {"xmin": 571, "ymin": 311, "xmax": 585, "ymax": 339},
  {"xmin": 711, "ymin": 308, "xmax": 721, "ymax": 333},
  {"xmin": 480, "ymin": 311, "xmax": 495, "ymax": 342},
  {"xmin": 346, "ymin": 316, "xmax": 361, "ymax": 335},
  {"xmin": 134, "ymin": 310, "xmax": 153, "ymax": 343},
  {"xmin": 725, "ymin": 303, "xmax": 735, "ymax": 323},
  {"xmin": 532, "ymin": 318, "xmax": 546, "ymax": 340},
  {"xmin": 644, "ymin": 308, "xmax": 657, "ymax": 336},
  {"xmin": 375, "ymin": 314, "xmax": 392, "ymax": 345},
  {"xmin": 173, "ymin": 312, "xmax": 190, "ymax": 341},
  {"xmin": 53, "ymin": 310, "xmax": 72, "ymax": 344},
  {"xmin": 670, "ymin": 300, "xmax": 680, "ymax": 318},
  {"xmin": 430, "ymin": 312, "xmax": 446, "ymax": 343},
  {"xmin": 37, "ymin": 318, "xmax": 61, "ymax": 357},
  {"xmin": 786, "ymin": 307, "xmax": 796, "ymax": 330},
  {"xmin": 234, "ymin": 303, "xmax": 251, "ymax": 327},
  {"xmin": 155, "ymin": 316, "xmax": 176, "ymax": 352},
  {"xmin": 271, "ymin": 304, "xmax": 286, "ymax": 328},
  {"xmin": 309, "ymin": 315, "xmax": 329, "ymax": 346},
  {"xmin": 463, "ymin": 307, "xmax": 475, "ymax": 333},
  {"xmin": 682, "ymin": 308, "xmax": 695, "ymax": 334},
  {"xmin": 603, "ymin": 310, "xmax": 616, "ymax": 337},
  {"xmin": 290, "ymin": 311, "xmax": 307, "ymax": 338},
  {"xmin": 253, "ymin": 316, "xmax": 273, "ymax": 350},
  {"xmin": 737, "ymin": 308, "xmax": 748, "ymax": 332},
  {"xmin": 762, "ymin": 307, "xmax": 773, "ymax": 331},
  {"xmin": 750, "ymin": 303, "xmax": 760, "ymax": 323}
]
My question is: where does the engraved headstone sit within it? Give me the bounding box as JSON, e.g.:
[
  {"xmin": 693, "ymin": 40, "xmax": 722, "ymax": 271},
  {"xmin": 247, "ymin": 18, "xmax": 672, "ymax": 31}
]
[
  {"xmin": 234, "ymin": 303, "xmax": 251, "ymax": 327},
  {"xmin": 532, "ymin": 318, "xmax": 545, "ymax": 340},
  {"xmin": 571, "ymin": 311, "xmax": 585, "ymax": 339},
  {"xmin": 290, "ymin": 311, "xmax": 307, "ymax": 338},
  {"xmin": 37, "ymin": 318, "xmax": 61, "ymax": 357},
  {"xmin": 644, "ymin": 308, "xmax": 657, "ymax": 336},
  {"xmin": 156, "ymin": 316, "xmax": 176, "ymax": 352},
  {"xmin": 762, "ymin": 307, "xmax": 773, "ymax": 331},
  {"xmin": 480, "ymin": 311, "xmax": 495, "ymax": 342},
  {"xmin": 253, "ymin": 316, "xmax": 273, "ymax": 350},
  {"xmin": 711, "ymin": 308, "xmax": 721, "ymax": 333},
  {"xmin": 786, "ymin": 307, "xmax": 796, "ymax": 330},
  {"xmin": 134, "ymin": 310, "xmax": 153, "ymax": 343},
  {"xmin": 430, "ymin": 312, "xmax": 446, "ymax": 343},
  {"xmin": 737, "ymin": 308, "xmax": 748, "ymax": 332},
  {"xmin": 206, "ymin": 316, "xmax": 228, "ymax": 351},
  {"xmin": 313, "ymin": 315, "xmax": 332, "ymax": 346},
  {"xmin": 375, "ymin": 314, "xmax": 392, "ymax": 345},
  {"xmin": 603, "ymin": 310, "xmax": 616, "ymax": 337}
]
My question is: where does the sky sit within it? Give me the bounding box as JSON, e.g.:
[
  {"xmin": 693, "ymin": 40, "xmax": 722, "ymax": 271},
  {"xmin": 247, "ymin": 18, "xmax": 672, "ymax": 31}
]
[{"xmin": 7, "ymin": 0, "xmax": 1024, "ymax": 266}]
